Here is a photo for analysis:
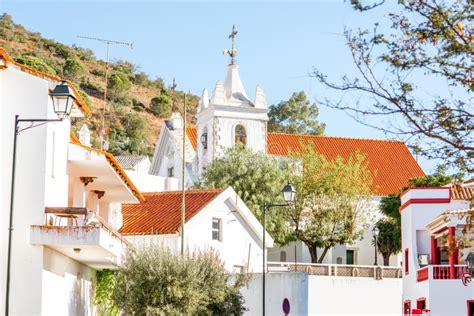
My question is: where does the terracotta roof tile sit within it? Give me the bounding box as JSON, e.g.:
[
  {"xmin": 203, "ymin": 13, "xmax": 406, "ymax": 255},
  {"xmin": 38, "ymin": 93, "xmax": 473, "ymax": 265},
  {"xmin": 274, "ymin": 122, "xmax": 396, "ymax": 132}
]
[
  {"xmin": 185, "ymin": 127, "xmax": 424, "ymax": 195},
  {"xmin": 120, "ymin": 189, "xmax": 224, "ymax": 235},
  {"xmin": 186, "ymin": 127, "xmax": 197, "ymax": 150}
]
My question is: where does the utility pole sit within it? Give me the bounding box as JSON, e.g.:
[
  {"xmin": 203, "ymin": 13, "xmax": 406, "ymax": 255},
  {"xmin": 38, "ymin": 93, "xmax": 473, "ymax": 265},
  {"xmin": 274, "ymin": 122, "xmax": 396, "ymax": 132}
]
[
  {"xmin": 77, "ymin": 35, "xmax": 133, "ymax": 150},
  {"xmin": 181, "ymin": 92, "xmax": 187, "ymax": 255}
]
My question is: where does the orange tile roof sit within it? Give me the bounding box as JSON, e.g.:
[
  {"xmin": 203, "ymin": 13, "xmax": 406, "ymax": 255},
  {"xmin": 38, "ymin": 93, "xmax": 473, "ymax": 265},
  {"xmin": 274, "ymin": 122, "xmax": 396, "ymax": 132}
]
[
  {"xmin": 120, "ymin": 189, "xmax": 224, "ymax": 235},
  {"xmin": 69, "ymin": 133, "xmax": 145, "ymax": 202},
  {"xmin": 186, "ymin": 127, "xmax": 197, "ymax": 149},
  {"xmin": 185, "ymin": 127, "xmax": 425, "ymax": 195},
  {"xmin": 0, "ymin": 47, "xmax": 90, "ymax": 114}
]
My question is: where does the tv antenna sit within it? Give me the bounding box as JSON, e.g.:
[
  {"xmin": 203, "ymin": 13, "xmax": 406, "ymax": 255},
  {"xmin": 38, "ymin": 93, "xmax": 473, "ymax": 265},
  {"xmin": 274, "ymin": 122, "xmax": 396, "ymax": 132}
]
[{"xmin": 77, "ymin": 35, "xmax": 133, "ymax": 150}]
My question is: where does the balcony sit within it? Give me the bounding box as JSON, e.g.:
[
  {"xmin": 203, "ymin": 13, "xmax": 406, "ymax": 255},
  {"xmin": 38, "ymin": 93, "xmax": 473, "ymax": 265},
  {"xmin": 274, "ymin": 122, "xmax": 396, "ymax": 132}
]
[
  {"xmin": 267, "ymin": 262, "xmax": 402, "ymax": 279},
  {"xmin": 417, "ymin": 264, "xmax": 469, "ymax": 282},
  {"xmin": 30, "ymin": 207, "xmax": 130, "ymax": 269}
]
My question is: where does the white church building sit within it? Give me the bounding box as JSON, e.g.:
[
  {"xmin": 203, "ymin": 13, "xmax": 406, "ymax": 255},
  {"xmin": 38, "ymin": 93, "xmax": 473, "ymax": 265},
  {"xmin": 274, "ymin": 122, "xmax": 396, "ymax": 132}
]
[{"xmin": 149, "ymin": 43, "xmax": 426, "ymax": 267}]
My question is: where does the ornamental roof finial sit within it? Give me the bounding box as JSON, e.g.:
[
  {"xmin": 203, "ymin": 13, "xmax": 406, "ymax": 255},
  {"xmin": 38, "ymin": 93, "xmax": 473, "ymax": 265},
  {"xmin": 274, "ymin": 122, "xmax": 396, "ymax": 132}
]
[{"xmin": 223, "ymin": 24, "xmax": 238, "ymax": 65}]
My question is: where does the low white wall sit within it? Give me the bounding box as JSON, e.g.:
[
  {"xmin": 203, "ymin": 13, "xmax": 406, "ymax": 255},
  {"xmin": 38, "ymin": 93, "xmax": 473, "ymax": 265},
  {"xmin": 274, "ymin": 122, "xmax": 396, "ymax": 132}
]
[
  {"xmin": 308, "ymin": 276, "xmax": 401, "ymax": 315},
  {"xmin": 42, "ymin": 247, "xmax": 95, "ymax": 316},
  {"xmin": 241, "ymin": 272, "xmax": 401, "ymax": 315},
  {"xmin": 241, "ymin": 273, "xmax": 308, "ymax": 316}
]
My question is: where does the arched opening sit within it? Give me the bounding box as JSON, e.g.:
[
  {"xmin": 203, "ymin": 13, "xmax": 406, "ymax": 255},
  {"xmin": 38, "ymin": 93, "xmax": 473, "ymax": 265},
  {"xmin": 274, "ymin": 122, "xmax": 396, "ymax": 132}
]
[{"xmin": 235, "ymin": 124, "xmax": 247, "ymax": 145}]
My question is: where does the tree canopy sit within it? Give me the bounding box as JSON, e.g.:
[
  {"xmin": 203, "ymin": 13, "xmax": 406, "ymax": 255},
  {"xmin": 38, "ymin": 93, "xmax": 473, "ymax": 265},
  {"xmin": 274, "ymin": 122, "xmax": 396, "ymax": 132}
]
[
  {"xmin": 313, "ymin": 0, "xmax": 472, "ymax": 172},
  {"xmin": 287, "ymin": 145, "xmax": 375, "ymax": 263},
  {"xmin": 268, "ymin": 91, "xmax": 325, "ymax": 135},
  {"xmin": 197, "ymin": 144, "xmax": 291, "ymax": 244}
]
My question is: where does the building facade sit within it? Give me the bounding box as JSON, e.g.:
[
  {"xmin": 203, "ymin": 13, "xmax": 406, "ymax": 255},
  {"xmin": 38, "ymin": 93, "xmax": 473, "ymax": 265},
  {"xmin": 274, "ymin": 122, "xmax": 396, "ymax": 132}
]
[
  {"xmin": 401, "ymin": 184, "xmax": 473, "ymax": 315},
  {"xmin": 1, "ymin": 48, "xmax": 141, "ymax": 314}
]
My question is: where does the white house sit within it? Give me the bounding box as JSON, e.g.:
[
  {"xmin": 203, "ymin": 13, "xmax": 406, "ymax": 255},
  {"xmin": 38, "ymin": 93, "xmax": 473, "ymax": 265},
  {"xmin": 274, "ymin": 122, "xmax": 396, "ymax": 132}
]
[
  {"xmin": 120, "ymin": 187, "xmax": 273, "ymax": 272},
  {"xmin": 148, "ymin": 41, "xmax": 426, "ymax": 267},
  {"xmin": 1, "ymin": 48, "xmax": 141, "ymax": 315},
  {"xmin": 401, "ymin": 183, "xmax": 473, "ymax": 315},
  {"xmin": 116, "ymin": 155, "xmax": 151, "ymax": 173}
]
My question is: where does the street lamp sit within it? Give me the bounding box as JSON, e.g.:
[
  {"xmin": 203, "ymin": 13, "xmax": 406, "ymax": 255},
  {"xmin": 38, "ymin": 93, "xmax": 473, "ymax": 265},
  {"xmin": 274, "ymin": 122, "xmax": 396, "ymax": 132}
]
[
  {"xmin": 5, "ymin": 80, "xmax": 76, "ymax": 315},
  {"xmin": 262, "ymin": 182, "xmax": 296, "ymax": 316},
  {"xmin": 372, "ymin": 226, "xmax": 380, "ymax": 266}
]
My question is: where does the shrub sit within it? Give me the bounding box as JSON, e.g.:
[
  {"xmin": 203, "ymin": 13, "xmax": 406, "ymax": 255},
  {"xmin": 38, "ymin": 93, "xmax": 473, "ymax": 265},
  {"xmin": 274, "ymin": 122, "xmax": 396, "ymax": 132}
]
[
  {"xmin": 150, "ymin": 94, "xmax": 172, "ymax": 118},
  {"xmin": 91, "ymin": 69, "xmax": 105, "ymax": 77},
  {"xmin": 63, "ymin": 57, "xmax": 86, "ymax": 79},
  {"xmin": 107, "ymin": 71, "xmax": 131, "ymax": 100},
  {"xmin": 110, "ymin": 247, "xmax": 247, "ymax": 315},
  {"xmin": 15, "ymin": 55, "xmax": 57, "ymax": 76}
]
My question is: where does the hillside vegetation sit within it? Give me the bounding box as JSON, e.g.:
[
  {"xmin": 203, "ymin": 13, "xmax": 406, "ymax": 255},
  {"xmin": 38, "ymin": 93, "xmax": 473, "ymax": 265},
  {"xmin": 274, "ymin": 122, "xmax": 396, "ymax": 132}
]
[{"xmin": 0, "ymin": 13, "xmax": 199, "ymax": 157}]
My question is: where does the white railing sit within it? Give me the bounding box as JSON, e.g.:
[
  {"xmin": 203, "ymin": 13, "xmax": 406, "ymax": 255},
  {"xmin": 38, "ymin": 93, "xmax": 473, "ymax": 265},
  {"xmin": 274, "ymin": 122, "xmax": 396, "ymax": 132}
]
[
  {"xmin": 432, "ymin": 264, "xmax": 468, "ymax": 280},
  {"xmin": 267, "ymin": 261, "xmax": 402, "ymax": 279}
]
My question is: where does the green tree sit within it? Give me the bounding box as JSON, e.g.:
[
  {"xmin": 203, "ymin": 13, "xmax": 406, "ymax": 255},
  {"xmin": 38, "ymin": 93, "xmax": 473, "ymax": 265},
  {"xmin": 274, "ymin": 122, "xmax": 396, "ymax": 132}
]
[
  {"xmin": 63, "ymin": 57, "xmax": 85, "ymax": 80},
  {"xmin": 150, "ymin": 93, "xmax": 172, "ymax": 118},
  {"xmin": 94, "ymin": 269, "xmax": 119, "ymax": 316},
  {"xmin": 197, "ymin": 144, "xmax": 290, "ymax": 243},
  {"xmin": 107, "ymin": 71, "xmax": 131, "ymax": 100},
  {"xmin": 15, "ymin": 55, "xmax": 57, "ymax": 76},
  {"xmin": 111, "ymin": 247, "xmax": 247, "ymax": 315},
  {"xmin": 287, "ymin": 145, "xmax": 374, "ymax": 263},
  {"xmin": 375, "ymin": 165, "xmax": 457, "ymax": 265},
  {"xmin": 268, "ymin": 91, "xmax": 325, "ymax": 135},
  {"xmin": 313, "ymin": 0, "xmax": 472, "ymax": 172}
]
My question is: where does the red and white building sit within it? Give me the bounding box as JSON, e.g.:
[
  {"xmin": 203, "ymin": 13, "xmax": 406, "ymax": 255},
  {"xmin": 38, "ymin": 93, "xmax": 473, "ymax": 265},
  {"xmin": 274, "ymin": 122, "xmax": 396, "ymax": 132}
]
[{"xmin": 401, "ymin": 183, "xmax": 474, "ymax": 315}]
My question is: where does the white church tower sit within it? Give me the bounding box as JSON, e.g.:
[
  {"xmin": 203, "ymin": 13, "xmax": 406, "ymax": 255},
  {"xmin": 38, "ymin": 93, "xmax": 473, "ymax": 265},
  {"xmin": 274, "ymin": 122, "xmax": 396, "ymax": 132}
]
[{"xmin": 196, "ymin": 25, "xmax": 269, "ymax": 175}]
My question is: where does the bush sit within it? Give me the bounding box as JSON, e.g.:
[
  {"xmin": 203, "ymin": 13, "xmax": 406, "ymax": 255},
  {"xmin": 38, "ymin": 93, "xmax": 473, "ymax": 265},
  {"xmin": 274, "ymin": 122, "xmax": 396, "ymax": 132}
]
[
  {"xmin": 150, "ymin": 94, "xmax": 172, "ymax": 118},
  {"xmin": 63, "ymin": 57, "xmax": 86, "ymax": 79},
  {"xmin": 108, "ymin": 71, "xmax": 131, "ymax": 100},
  {"xmin": 109, "ymin": 247, "xmax": 247, "ymax": 315},
  {"xmin": 15, "ymin": 55, "xmax": 57, "ymax": 76},
  {"xmin": 91, "ymin": 68, "xmax": 105, "ymax": 77},
  {"xmin": 132, "ymin": 98, "xmax": 145, "ymax": 112}
]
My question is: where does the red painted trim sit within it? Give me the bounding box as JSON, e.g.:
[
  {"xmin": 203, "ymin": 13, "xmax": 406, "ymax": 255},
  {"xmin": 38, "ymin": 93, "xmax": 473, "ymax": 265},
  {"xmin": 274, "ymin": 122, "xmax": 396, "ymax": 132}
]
[
  {"xmin": 431, "ymin": 235, "xmax": 439, "ymax": 264},
  {"xmin": 417, "ymin": 267, "xmax": 429, "ymax": 282},
  {"xmin": 467, "ymin": 300, "xmax": 474, "ymax": 316},
  {"xmin": 399, "ymin": 198, "xmax": 451, "ymax": 212},
  {"xmin": 400, "ymin": 187, "xmax": 451, "ymax": 198},
  {"xmin": 449, "ymin": 226, "xmax": 458, "ymax": 279}
]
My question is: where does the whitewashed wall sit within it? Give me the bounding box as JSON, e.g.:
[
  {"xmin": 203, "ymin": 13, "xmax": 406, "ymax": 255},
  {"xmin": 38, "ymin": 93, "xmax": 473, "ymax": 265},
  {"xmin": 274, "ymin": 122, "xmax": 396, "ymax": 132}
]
[
  {"xmin": 241, "ymin": 272, "xmax": 402, "ymax": 316},
  {"xmin": 1, "ymin": 66, "xmax": 70, "ymax": 314},
  {"xmin": 41, "ymin": 247, "xmax": 94, "ymax": 315}
]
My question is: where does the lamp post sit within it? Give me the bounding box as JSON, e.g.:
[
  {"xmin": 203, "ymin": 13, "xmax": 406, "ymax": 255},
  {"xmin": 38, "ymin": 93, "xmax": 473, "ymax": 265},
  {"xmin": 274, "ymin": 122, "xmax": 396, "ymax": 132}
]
[
  {"xmin": 262, "ymin": 183, "xmax": 296, "ymax": 316},
  {"xmin": 5, "ymin": 80, "xmax": 76, "ymax": 315},
  {"xmin": 372, "ymin": 226, "xmax": 380, "ymax": 266}
]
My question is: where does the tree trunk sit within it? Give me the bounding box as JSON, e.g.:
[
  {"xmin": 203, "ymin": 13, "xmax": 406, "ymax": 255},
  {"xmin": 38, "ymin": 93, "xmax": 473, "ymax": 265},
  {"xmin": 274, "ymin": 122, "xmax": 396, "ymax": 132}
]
[
  {"xmin": 382, "ymin": 253, "xmax": 391, "ymax": 266},
  {"xmin": 307, "ymin": 244, "xmax": 318, "ymax": 263},
  {"xmin": 317, "ymin": 247, "xmax": 330, "ymax": 264}
]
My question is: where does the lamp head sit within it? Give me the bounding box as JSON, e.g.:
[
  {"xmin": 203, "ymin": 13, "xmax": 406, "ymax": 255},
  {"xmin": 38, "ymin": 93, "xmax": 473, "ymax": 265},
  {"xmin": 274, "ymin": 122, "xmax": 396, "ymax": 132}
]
[
  {"xmin": 49, "ymin": 80, "xmax": 76, "ymax": 119},
  {"xmin": 282, "ymin": 182, "xmax": 296, "ymax": 203}
]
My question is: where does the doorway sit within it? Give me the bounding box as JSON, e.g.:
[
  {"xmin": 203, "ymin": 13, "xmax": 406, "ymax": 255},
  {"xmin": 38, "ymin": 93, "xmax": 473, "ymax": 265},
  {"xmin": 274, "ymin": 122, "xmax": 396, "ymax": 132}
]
[{"xmin": 346, "ymin": 250, "xmax": 354, "ymax": 265}]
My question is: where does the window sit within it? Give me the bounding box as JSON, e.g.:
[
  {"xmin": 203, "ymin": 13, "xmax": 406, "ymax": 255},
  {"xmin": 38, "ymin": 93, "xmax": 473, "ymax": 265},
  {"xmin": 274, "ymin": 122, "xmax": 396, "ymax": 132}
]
[
  {"xmin": 200, "ymin": 130, "xmax": 208, "ymax": 150},
  {"xmin": 167, "ymin": 167, "xmax": 174, "ymax": 177},
  {"xmin": 280, "ymin": 251, "xmax": 287, "ymax": 262},
  {"xmin": 417, "ymin": 298, "xmax": 426, "ymax": 310},
  {"xmin": 403, "ymin": 300, "xmax": 411, "ymax": 315},
  {"xmin": 467, "ymin": 300, "xmax": 474, "ymax": 316},
  {"xmin": 405, "ymin": 249, "xmax": 409, "ymax": 275},
  {"xmin": 212, "ymin": 218, "xmax": 222, "ymax": 241},
  {"xmin": 346, "ymin": 250, "xmax": 354, "ymax": 265},
  {"xmin": 235, "ymin": 124, "xmax": 247, "ymax": 145}
]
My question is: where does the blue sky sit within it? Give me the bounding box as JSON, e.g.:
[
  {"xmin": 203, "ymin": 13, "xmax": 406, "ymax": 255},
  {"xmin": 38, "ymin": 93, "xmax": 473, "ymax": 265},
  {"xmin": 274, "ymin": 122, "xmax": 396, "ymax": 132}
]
[{"xmin": 1, "ymin": 1, "xmax": 439, "ymax": 172}]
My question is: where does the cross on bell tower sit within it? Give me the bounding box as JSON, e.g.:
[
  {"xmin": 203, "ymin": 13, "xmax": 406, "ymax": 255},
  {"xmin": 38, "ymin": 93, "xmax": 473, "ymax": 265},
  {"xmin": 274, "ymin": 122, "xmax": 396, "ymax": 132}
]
[{"xmin": 224, "ymin": 25, "xmax": 238, "ymax": 65}]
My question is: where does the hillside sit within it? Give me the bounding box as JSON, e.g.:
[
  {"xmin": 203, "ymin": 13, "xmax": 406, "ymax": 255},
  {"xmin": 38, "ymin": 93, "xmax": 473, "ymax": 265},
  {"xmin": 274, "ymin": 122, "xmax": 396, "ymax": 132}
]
[{"xmin": 0, "ymin": 13, "xmax": 199, "ymax": 157}]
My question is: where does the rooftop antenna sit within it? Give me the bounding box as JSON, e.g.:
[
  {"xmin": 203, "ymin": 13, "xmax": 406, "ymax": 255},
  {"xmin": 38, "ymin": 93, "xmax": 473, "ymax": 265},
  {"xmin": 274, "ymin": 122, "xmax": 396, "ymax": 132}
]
[
  {"xmin": 77, "ymin": 35, "xmax": 133, "ymax": 150},
  {"xmin": 223, "ymin": 24, "xmax": 238, "ymax": 65}
]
